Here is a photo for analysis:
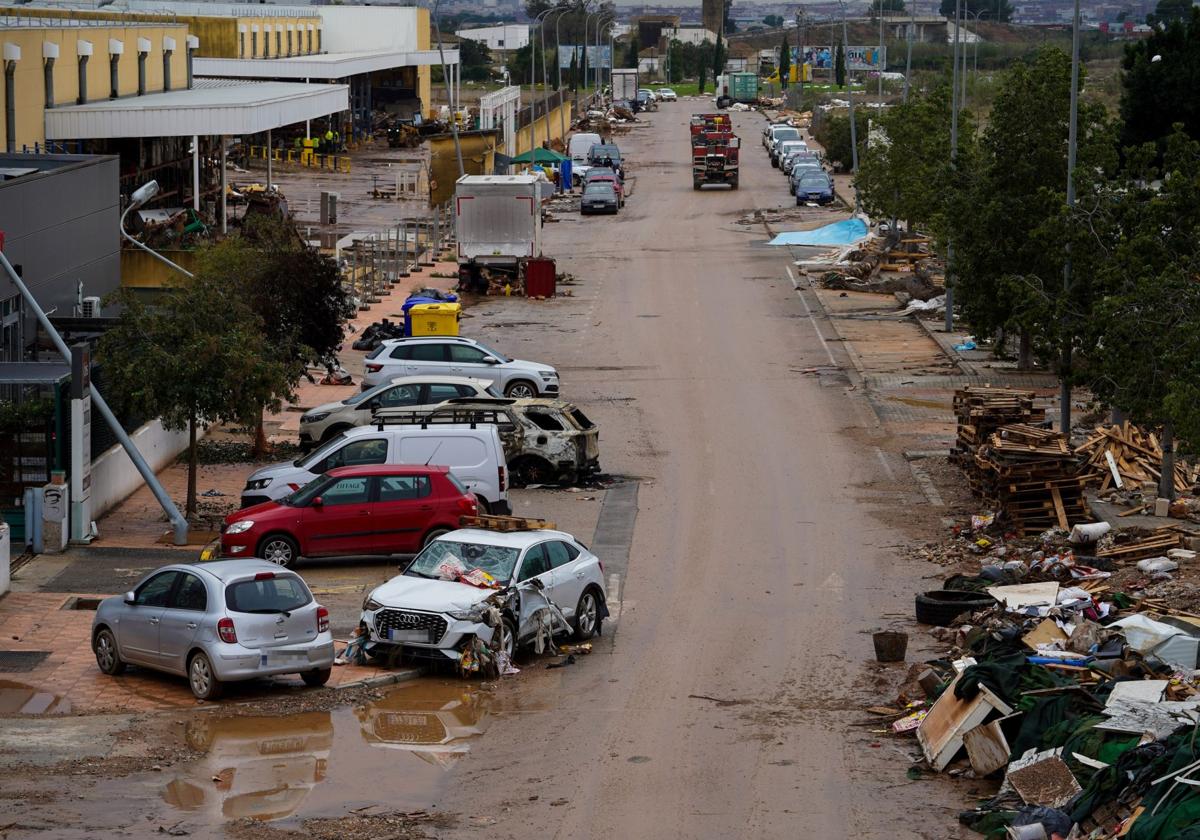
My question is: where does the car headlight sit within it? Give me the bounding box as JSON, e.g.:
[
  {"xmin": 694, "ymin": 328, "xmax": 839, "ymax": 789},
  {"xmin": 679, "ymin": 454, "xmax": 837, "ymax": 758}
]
[
  {"xmin": 245, "ymin": 478, "xmax": 271, "ymax": 491},
  {"xmin": 363, "ymin": 596, "xmax": 383, "ymax": 611},
  {"xmin": 538, "ymin": 370, "xmax": 557, "ymax": 381},
  {"xmin": 447, "ymin": 607, "xmax": 487, "ymax": 622},
  {"xmin": 302, "ymin": 412, "xmax": 330, "ymax": 424},
  {"xmin": 225, "ymin": 520, "xmax": 255, "ymax": 535}
]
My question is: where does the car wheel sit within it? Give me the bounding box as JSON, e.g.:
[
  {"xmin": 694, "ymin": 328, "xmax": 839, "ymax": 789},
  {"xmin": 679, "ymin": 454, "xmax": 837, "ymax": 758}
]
[
  {"xmin": 914, "ymin": 590, "xmax": 997, "ymax": 626},
  {"xmin": 302, "ymin": 668, "xmax": 332, "ymax": 687},
  {"xmin": 474, "ymin": 496, "xmax": 490, "ymax": 515},
  {"xmin": 573, "ymin": 588, "xmax": 602, "ymax": 641},
  {"xmin": 504, "ymin": 380, "xmax": 537, "ymax": 399},
  {"xmin": 258, "ymin": 534, "xmax": 299, "ymax": 568},
  {"xmin": 511, "ymin": 455, "xmax": 554, "ymax": 487},
  {"xmin": 93, "ymin": 628, "xmax": 126, "ymax": 676},
  {"xmin": 500, "ymin": 615, "xmax": 518, "ymax": 659},
  {"xmin": 423, "ymin": 527, "xmax": 451, "ymax": 547},
  {"xmin": 188, "ymin": 651, "xmax": 224, "ymax": 700}
]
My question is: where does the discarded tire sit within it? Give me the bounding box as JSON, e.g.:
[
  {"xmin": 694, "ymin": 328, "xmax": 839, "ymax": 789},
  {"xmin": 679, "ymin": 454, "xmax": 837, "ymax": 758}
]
[{"xmin": 914, "ymin": 589, "xmax": 997, "ymax": 626}]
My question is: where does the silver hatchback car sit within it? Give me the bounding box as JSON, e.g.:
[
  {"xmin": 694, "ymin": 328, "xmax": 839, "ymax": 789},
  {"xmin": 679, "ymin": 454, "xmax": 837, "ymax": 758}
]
[{"xmin": 91, "ymin": 559, "xmax": 336, "ymax": 700}]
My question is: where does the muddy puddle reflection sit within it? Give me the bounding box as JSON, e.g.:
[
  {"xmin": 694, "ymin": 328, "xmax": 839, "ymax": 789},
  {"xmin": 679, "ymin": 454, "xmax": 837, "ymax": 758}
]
[
  {"xmin": 162, "ymin": 679, "xmax": 492, "ymax": 824},
  {"xmin": 0, "ymin": 679, "xmax": 72, "ymax": 714}
]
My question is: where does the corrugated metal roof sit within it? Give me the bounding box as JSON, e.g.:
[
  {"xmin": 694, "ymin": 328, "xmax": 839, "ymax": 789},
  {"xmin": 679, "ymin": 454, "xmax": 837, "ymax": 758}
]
[
  {"xmin": 44, "ymin": 80, "xmax": 349, "ymax": 139},
  {"xmin": 194, "ymin": 48, "xmax": 458, "ymax": 80}
]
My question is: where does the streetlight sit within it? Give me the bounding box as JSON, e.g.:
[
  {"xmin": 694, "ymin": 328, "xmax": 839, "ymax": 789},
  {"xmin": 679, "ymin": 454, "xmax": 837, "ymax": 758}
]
[
  {"xmin": 838, "ymin": 0, "xmax": 859, "ymax": 209},
  {"xmin": 1059, "ymin": 0, "xmax": 1081, "ymax": 433},
  {"xmin": 946, "ymin": 0, "xmax": 962, "ymax": 332},
  {"xmin": 431, "ymin": 0, "xmax": 464, "ymax": 177},
  {"xmin": 596, "ymin": 14, "xmax": 614, "ymax": 99},
  {"xmin": 555, "ymin": 8, "xmax": 567, "ymax": 141},
  {"xmin": 961, "ymin": 9, "xmax": 988, "ymax": 106},
  {"xmin": 120, "ymin": 180, "xmax": 195, "ymax": 280},
  {"xmin": 540, "ymin": 8, "xmax": 566, "ymax": 154},
  {"xmin": 529, "ymin": 8, "xmax": 555, "ymax": 156}
]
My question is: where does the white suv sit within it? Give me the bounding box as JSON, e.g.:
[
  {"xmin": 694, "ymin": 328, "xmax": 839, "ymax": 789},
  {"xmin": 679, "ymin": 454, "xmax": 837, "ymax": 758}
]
[
  {"xmin": 363, "ymin": 337, "xmax": 559, "ymax": 399},
  {"xmin": 361, "ymin": 528, "xmax": 607, "ymax": 662}
]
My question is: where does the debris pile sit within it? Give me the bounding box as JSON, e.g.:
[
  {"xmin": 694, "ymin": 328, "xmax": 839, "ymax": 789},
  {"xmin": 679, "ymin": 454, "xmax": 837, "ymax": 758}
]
[
  {"xmin": 816, "ymin": 233, "xmax": 944, "ymax": 299},
  {"xmin": 1078, "ymin": 422, "xmax": 1198, "ymax": 494},
  {"xmin": 879, "ymin": 507, "xmax": 1200, "ymax": 839},
  {"xmin": 951, "ymin": 386, "xmax": 1046, "ymax": 465}
]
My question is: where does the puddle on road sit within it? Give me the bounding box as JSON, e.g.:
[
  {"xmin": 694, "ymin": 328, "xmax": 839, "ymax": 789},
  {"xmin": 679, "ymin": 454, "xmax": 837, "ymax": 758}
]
[
  {"xmin": 886, "ymin": 395, "xmax": 949, "ymax": 410},
  {"xmin": 0, "ymin": 679, "xmax": 72, "ymax": 715},
  {"xmin": 159, "ymin": 679, "xmax": 493, "ymax": 824}
]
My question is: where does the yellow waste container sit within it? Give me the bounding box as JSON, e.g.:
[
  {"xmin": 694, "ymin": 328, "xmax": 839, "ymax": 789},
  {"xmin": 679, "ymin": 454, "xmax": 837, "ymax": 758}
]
[{"xmin": 409, "ymin": 302, "xmax": 461, "ymax": 336}]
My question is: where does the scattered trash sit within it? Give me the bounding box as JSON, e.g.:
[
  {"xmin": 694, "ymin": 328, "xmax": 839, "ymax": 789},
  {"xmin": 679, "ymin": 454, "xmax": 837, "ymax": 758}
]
[{"xmin": 872, "ymin": 630, "xmax": 908, "ymax": 662}]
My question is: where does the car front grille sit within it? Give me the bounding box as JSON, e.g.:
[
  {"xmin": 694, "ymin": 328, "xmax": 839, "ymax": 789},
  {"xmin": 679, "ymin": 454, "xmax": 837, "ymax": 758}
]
[{"xmin": 374, "ymin": 609, "xmax": 447, "ymax": 644}]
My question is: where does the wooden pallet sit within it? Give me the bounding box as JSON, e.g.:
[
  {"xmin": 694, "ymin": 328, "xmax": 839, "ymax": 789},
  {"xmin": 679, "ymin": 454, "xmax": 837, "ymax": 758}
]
[{"xmin": 459, "ymin": 514, "xmax": 557, "ymax": 532}]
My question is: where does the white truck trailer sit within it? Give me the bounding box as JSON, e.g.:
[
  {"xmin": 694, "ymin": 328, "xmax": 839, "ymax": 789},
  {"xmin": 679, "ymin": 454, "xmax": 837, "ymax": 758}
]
[{"xmin": 454, "ymin": 174, "xmax": 546, "ymax": 290}]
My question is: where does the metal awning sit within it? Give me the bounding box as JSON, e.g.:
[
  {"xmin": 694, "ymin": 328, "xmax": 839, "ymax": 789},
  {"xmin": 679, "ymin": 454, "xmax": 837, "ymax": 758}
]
[
  {"xmin": 44, "ymin": 80, "xmax": 349, "ymax": 140},
  {"xmin": 0, "ymin": 362, "xmax": 70, "ymax": 385},
  {"xmin": 194, "ymin": 49, "xmax": 459, "ymax": 81}
]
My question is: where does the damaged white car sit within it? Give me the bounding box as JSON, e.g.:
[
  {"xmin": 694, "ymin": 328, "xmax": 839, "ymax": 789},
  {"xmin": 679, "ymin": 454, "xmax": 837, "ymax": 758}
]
[{"xmin": 360, "ymin": 528, "xmax": 607, "ymax": 666}]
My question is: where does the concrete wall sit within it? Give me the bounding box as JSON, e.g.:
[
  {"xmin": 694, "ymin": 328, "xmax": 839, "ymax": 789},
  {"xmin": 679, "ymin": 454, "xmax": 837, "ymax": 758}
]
[
  {"xmin": 89, "ymin": 417, "xmax": 200, "ymax": 519},
  {"xmin": 455, "ymin": 25, "xmax": 530, "ymax": 51},
  {"xmin": 1, "ymin": 22, "xmax": 191, "ymax": 150},
  {"xmin": 0, "ymin": 154, "xmax": 120, "ymax": 348},
  {"xmin": 515, "ymin": 101, "xmax": 573, "ymax": 155}
]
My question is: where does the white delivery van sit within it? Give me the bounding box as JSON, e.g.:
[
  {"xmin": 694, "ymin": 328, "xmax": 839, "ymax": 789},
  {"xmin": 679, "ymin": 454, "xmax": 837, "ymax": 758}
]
[
  {"xmin": 241, "ymin": 424, "xmax": 511, "ymax": 514},
  {"xmin": 567, "ymin": 132, "xmax": 603, "ymax": 182}
]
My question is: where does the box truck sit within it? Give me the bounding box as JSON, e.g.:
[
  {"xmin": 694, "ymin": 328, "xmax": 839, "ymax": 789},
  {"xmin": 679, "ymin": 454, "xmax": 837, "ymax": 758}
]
[{"xmin": 454, "ymin": 175, "xmax": 546, "ymax": 289}]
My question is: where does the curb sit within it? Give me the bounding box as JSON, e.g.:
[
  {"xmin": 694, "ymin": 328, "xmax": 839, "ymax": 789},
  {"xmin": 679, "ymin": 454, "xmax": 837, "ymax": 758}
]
[
  {"xmin": 336, "ymin": 666, "xmax": 424, "ymax": 691},
  {"xmin": 911, "ymin": 312, "xmax": 972, "ymax": 375}
]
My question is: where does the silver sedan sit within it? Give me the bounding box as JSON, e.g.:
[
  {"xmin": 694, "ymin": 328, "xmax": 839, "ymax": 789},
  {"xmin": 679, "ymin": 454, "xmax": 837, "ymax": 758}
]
[{"xmin": 91, "ymin": 559, "xmax": 336, "ymax": 700}]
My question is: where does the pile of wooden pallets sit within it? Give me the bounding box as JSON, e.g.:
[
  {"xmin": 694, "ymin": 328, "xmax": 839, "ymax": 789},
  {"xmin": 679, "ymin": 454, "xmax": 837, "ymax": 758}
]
[
  {"xmin": 952, "ymin": 386, "xmax": 1046, "ymax": 466},
  {"xmin": 1096, "ymin": 527, "xmax": 1183, "ymax": 563},
  {"xmin": 1076, "ymin": 422, "xmax": 1196, "ymax": 493},
  {"xmin": 969, "ymin": 424, "xmax": 1089, "ymax": 536}
]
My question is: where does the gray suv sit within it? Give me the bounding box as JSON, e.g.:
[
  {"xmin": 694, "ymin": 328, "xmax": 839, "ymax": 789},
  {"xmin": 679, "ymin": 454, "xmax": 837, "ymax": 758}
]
[{"xmin": 362, "ymin": 336, "xmax": 560, "ymax": 398}]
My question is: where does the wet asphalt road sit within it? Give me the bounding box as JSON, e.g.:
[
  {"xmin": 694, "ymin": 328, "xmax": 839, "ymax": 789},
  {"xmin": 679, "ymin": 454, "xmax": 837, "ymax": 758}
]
[{"xmin": 430, "ymin": 108, "xmax": 970, "ymax": 838}]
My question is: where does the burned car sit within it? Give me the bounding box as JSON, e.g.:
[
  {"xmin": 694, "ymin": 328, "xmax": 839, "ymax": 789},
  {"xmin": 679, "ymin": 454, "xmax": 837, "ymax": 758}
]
[{"xmin": 372, "ymin": 398, "xmax": 600, "ymax": 487}]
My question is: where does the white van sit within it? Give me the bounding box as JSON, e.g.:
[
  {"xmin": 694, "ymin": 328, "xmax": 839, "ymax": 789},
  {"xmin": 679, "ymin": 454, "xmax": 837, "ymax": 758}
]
[
  {"xmin": 568, "ymin": 132, "xmax": 603, "ymax": 182},
  {"xmin": 240, "ymin": 424, "xmax": 511, "ymax": 514}
]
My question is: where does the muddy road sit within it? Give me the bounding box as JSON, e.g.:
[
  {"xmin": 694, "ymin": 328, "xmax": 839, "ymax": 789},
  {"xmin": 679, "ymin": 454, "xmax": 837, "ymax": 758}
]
[
  {"xmin": 1, "ymin": 108, "xmax": 974, "ymax": 839},
  {"xmin": 430, "ymin": 109, "xmax": 969, "ymax": 838}
]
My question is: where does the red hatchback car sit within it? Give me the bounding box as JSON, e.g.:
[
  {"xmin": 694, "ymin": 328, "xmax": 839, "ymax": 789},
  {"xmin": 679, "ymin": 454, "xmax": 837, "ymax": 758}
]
[{"xmin": 220, "ymin": 465, "xmax": 478, "ymax": 567}]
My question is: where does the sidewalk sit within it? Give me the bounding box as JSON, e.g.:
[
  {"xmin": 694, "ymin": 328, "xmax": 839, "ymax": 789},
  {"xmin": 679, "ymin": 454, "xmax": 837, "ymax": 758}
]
[{"xmin": 0, "ymin": 590, "xmax": 418, "ymax": 715}]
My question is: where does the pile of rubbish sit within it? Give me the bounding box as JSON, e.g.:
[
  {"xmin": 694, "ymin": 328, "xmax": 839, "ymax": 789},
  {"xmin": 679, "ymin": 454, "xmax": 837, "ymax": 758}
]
[
  {"xmin": 1079, "ymin": 423, "xmax": 1199, "ymax": 496},
  {"xmin": 885, "ymin": 510, "xmax": 1200, "ymax": 839},
  {"xmin": 806, "ymin": 232, "xmax": 945, "ymax": 300}
]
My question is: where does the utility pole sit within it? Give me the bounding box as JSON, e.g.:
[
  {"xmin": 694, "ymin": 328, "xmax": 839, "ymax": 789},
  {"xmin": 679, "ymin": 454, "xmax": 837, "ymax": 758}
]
[
  {"xmin": 1060, "ymin": 0, "xmax": 1080, "ymax": 434},
  {"xmin": 840, "ymin": 0, "xmax": 859, "ymax": 209},
  {"xmin": 903, "ymin": 2, "xmax": 914, "ymax": 101},
  {"xmin": 878, "ymin": 2, "xmax": 884, "ymax": 100},
  {"xmin": 797, "ymin": 10, "xmax": 806, "ymax": 98},
  {"xmin": 432, "ymin": 0, "xmax": 463, "ymax": 177},
  {"xmin": 946, "ymin": 0, "xmax": 961, "ymax": 333}
]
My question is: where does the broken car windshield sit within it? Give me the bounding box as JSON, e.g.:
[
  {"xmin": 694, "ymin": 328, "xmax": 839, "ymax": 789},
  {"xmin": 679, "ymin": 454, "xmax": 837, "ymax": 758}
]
[{"xmin": 406, "ymin": 541, "xmax": 521, "ymax": 583}]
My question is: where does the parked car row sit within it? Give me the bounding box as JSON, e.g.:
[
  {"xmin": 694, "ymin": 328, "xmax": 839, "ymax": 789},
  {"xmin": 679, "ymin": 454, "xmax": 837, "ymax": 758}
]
[
  {"xmin": 576, "ymin": 136, "xmax": 627, "ymax": 216},
  {"xmin": 94, "ymin": 322, "xmax": 609, "ymax": 698},
  {"xmin": 763, "ymin": 119, "xmax": 835, "ymax": 206}
]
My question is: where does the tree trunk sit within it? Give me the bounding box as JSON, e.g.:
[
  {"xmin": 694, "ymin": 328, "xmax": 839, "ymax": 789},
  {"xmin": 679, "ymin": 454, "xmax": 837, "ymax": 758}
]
[
  {"xmin": 253, "ymin": 406, "xmax": 268, "ymax": 459},
  {"xmin": 1017, "ymin": 330, "xmax": 1033, "ymax": 370},
  {"xmin": 1158, "ymin": 422, "xmax": 1176, "ymax": 502},
  {"xmin": 994, "ymin": 326, "xmax": 1007, "ymax": 359},
  {"xmin": 186, "ymin": 414, "xmax": 198, "ymax": 520}
]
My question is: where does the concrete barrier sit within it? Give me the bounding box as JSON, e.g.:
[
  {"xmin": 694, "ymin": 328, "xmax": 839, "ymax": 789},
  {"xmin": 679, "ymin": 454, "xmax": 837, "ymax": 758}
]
[{"xmin": 90, "ymin": 418, "xmax": 204, "ymax": 519}]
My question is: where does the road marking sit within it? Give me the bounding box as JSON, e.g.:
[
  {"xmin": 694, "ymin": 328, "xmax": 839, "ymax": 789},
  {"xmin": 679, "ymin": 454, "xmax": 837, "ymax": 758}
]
[
  {"xmin": 786, "ymin": 266, "xmax": 838, "ymax": 369},
  {"xmin": 875, "ymin": 447, "xmax": 896, "ymax": 480}
]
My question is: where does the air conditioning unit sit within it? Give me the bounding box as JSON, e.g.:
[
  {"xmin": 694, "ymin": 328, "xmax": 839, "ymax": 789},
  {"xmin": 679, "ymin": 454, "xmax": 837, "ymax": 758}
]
[{"xmin": 81, "ymin": 296, "xmax": 102, "ymax": 318}]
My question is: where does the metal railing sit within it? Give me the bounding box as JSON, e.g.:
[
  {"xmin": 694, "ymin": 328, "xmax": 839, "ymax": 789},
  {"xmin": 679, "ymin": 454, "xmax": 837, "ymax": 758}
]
[{"xmin": 338, "ymin": 203, "xmax": 456, "ymax": 308}]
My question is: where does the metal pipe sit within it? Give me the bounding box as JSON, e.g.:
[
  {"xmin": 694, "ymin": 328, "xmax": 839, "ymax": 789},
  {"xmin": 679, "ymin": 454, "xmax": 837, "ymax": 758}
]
[
  {"xmin": 0, "ymin": 250, "xmax": 190, "ymax": 545},
  {"xmin": 4, "ymin": 61, "xmax": 14, "ymax": 154}
]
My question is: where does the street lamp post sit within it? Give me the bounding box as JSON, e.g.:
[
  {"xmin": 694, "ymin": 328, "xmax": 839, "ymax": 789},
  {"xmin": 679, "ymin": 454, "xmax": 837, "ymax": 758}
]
[
  {"xmin": 530, "ymin": 8, "xmax": 555, "ymax": 156},
  {"xmin": 838, "ymin": 0, "xmax": 859, "ymax": 209},
  {"xmin": 540, "ymin": 9, "xmax": 564, "ymax": 152},
  {"xmin": 555, "ymin": 9, "xmax": 567, "ymax": 141},
  {"xmin": 960, "ymin": 9, "xmax": 988, "ymax": 107},
  {"xmin": 432, "ymin": 0, "xmax": 464, "ymax": 177},
  {"xmin": 946, "ymin": 0, "xmax": 962, "ymax": 332},
  {"xmin": 120, "ymin": 180, "xmax": 195, "ymax": 279},
  {"xmin": 1060, "ymin": 0, "xmax": 1080, "ymax": 434}
]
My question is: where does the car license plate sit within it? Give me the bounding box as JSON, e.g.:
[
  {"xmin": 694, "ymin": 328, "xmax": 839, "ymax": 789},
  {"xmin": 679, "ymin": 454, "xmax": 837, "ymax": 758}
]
[
  {"xmin": 387, "ymin": 628, "xmax": 429, "ymax": 643},
  {"xmin": 260, "ymin": 650, "xmax": 309, "ymax": 667}
]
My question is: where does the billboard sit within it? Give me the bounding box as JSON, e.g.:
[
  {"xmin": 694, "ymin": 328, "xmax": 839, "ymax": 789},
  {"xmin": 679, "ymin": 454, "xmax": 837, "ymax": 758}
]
[
  {"xmin": 558, "ymin": 45, "xmax": 613, "ymax": 70},
  {"xmin": 796, "ymin": 45, "xmax": 886, "ymax": 71}
]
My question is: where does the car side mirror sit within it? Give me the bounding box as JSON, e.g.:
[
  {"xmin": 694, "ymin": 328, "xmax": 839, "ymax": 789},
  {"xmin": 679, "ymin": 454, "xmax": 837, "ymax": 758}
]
[
  {"xmin": 124, "ymin": 591, "xmax": 137, "ymax": 605},
  {"xmin": 312, "ymin": 497, "xmax": 324, "ymax": 508},
  {"xmin": 482, "ymin": 357, "xmax": 499, "ymax": 365}
]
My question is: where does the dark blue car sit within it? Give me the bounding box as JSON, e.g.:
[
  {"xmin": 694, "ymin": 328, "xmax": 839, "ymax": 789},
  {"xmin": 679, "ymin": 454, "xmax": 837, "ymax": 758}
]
[{"xmin": 794, "ymin": 171, "xmax": 835, "ymax": 206}]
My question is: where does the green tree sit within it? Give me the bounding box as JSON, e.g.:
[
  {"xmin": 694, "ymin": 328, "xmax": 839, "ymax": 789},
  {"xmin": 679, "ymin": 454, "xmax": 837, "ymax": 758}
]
[
  {"xmin": 949, "ymin": 46, "xmax": 1116, "ymax": 371},
  {"xmin": 723, "ymin": 0, "xmax": 736, "ymax": 33},
  {"xmin": 713, "ymin": 31, "xmax": 724, "ymax": 76},
  {"xmin": 458, "ymin": 37, "xmax": 494, "ymax": 82},
  {"xmin": 835, "ymin": 42, "xmax": 846, "ymax": 86},
  {"xmin": 668, "ymin": 39, "xmax": 684, "ymax": 83},
  {"xmin": 779, "ymin": 32, "xmax": 791, "ymax": 88},
  {"xmin": 98, "ymin": 274, "xmax": 292, "ymax": 518},
  {"xmin": 624, "ymin": 33, "xmax": 641, "ymax": 69},
  {"xmin": 764, "ymin": 14, "xmax": 784, "ymax": 27},
  {"xmin": 1149, "ymin": 0, "xmax": 1193, "ymax": 24},
  {"xmin": 698, "ymin": 59, "xmax": 707, "ymax": 93},
  {"xmin": 507, "ymin": 41, "xmax": 547, "ymax": 84},
  {"xmin": 1120, "ymin": 8, "xmax": 1200, "ymax": 154},
  {"xmin": 814, "ymin": 110, "xmax": 870, "ymax": 172},
  {"xmin": 871, "ymin": 0, "xmax": 906, "ymax": 14},
  {"xmin": 855, "ymin": 84, "xmax": 966, "ymax": 232}
]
